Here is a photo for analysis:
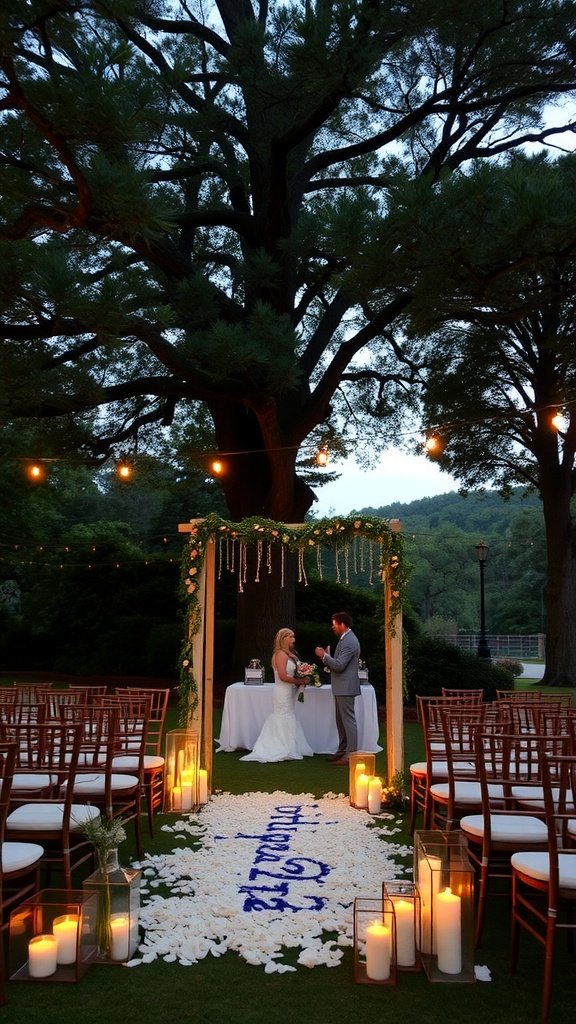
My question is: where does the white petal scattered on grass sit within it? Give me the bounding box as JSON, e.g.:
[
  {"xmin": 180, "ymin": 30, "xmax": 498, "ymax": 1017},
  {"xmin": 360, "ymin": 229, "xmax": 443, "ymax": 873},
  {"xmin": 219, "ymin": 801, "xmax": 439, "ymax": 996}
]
[{"xmin": 135, "ymin": 790, "xmax": 410, "ymax": 972}]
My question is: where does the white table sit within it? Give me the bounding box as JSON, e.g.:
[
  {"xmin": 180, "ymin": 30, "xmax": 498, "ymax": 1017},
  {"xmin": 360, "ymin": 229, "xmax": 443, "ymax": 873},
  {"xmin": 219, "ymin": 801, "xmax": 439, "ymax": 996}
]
[{"xmin": 216, "ymin": 682, "xmax": 382, "ymax": 754}]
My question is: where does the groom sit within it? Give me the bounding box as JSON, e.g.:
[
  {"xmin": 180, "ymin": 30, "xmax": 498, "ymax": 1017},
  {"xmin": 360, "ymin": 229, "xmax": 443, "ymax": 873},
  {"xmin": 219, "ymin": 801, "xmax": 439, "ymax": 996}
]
[{"xmin": 315, "ymin": 611, "xmax": 361, "ymax": 765}]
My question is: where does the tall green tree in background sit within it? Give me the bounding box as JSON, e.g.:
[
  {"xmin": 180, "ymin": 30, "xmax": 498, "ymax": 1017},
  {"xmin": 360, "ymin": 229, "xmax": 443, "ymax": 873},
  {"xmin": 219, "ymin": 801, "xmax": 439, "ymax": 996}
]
[
  {"xmin": 2, "ymin": 1, "xmax": 576, "ymax": 660},
  {"xmin": 372, "ymin": 154, "xmax": 576, "ymax": 684}
]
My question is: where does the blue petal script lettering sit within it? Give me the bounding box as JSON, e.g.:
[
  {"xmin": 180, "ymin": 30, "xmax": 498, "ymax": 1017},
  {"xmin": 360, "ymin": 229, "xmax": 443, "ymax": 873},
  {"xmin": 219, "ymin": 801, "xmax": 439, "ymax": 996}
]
[
  {"xmin": 249, "ymin": 857, "xmax": 330, "ymax": 883},
  {"xmin": 239, "ymin": 804, "xmax": 332, "ymax": 913}
]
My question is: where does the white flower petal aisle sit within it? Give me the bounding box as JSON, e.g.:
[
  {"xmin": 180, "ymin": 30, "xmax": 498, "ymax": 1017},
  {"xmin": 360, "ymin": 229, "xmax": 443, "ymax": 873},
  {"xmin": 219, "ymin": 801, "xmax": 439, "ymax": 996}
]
[{"xmin": 131, "ymin": 790, "xmax": 412, "ymax": 972}]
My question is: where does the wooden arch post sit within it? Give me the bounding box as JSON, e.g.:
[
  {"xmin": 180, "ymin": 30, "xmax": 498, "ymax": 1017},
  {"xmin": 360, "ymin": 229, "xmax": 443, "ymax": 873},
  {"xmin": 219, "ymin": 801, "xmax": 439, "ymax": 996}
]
[
  {"xmin": 385, "ymin": 519, "xmax": 404, "ymax": 779},
  {"xmin": 179, "ymin": 516, "xmax": 404, "ymax": 789},
  {"xmin": 178, "ymin": 523, "xmax": 216, "ymax": 792}
]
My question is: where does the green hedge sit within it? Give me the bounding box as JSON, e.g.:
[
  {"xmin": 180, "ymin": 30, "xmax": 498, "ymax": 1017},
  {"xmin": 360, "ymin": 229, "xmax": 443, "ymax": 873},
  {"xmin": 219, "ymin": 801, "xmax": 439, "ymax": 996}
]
[{"xmin": 405, "ymin": 635, "xmax": 514, "ymax": 702}]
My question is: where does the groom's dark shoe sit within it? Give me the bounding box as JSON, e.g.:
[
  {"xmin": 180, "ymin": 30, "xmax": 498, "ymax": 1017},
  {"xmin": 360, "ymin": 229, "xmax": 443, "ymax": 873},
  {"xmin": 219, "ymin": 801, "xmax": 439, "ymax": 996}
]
[
  {"xmin": 330, "ymin": 757, "xmax": 349, "ymax": 765},
  {"xmin": 326, "ymin": 752, "xmax": 345, "ymax": 762}
]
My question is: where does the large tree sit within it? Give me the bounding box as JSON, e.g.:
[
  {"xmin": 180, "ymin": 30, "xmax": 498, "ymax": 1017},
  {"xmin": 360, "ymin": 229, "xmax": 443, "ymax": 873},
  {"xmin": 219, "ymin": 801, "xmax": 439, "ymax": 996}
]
[
  {"xmin": 371, "ymin": 153, "xmax": 576, "ymax": 684},
  {"xmin": 2, "ymin": 1, "xmax": 576, "ymax": 657}
]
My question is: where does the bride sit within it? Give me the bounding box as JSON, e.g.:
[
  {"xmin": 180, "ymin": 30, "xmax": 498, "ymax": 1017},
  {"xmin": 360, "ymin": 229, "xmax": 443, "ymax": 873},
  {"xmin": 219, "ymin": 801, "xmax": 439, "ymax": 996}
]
[{"xmin": 240, "ymin": 627, "xmax": 314, "ymax": 763}]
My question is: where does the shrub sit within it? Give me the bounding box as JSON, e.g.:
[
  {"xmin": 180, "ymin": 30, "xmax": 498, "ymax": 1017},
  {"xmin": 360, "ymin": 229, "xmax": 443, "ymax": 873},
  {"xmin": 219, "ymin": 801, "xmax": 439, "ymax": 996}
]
[
  {"xmin": 494, "ymin": 658, "xmax": 524, "ymax": 677},
  {"xmin": 405, "ymin": 635, "xmax": 514, "ymax": 703}
]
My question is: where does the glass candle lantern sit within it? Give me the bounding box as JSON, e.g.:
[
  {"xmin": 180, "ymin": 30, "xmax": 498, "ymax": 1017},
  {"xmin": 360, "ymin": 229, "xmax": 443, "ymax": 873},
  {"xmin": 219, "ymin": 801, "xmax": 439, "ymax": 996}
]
[
  {"xmin": 9, "ymin": 890, "xmax": 97, "ymax": 982},
  {"xmin": 164, "ymin": 728, "xmax": 200, "ymax": 811},
  {"xmin": 82, "ymin": 850, "xmax": 141, "ymax": 964},
  {"xmin": 413, "ymin": 831, "xmax": 475, "ymax": 983},
  {"xmin": 382, "ymin": 880, "xmax": 421, "ymax": 971},
  {"xmin": 353, "ymin": 896, "xmax": 397, "ymax": 985},
  {"xmin": 348, "ymin": 751, "xmax": 376, "ymax": 807}
]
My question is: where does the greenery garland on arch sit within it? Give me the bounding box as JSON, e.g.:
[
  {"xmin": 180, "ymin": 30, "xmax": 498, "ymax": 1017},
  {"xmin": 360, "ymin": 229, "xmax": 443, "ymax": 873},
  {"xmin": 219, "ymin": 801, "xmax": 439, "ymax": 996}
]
[{"xmin": 178, "ymin": 513, "xmax": 408, "ymax": 722}]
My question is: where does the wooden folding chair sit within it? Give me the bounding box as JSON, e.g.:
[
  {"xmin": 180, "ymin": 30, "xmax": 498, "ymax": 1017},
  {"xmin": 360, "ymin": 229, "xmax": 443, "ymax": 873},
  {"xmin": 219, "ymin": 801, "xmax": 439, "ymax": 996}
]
[
  {"xmin": 114, "ymin": 687, "xmax": 170, "ymax": 835},
  {"xmin": 3, "ymin": 722, "xmax": 99, "ymax": 889},
  {"xmin": 460, "ymin": 730, "xmax": 569, "ymax": 947},
  {"xmin": 511, "ymin": 746, "xmax": 576, "ymax": 1023}
]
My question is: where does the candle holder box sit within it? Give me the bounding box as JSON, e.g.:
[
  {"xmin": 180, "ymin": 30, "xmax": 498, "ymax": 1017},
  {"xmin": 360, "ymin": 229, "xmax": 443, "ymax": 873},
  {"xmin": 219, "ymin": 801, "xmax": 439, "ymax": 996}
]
[
  {"xmin": 164, "ymin": 728, "xmax": 200, "ymax": 811},
  {"xmin": 9, "ymin": 889, "xmax": 97, "ymax": 982},
  {"xmin": 353, "ymin": 896, "xmax": 397, "ymax": 985},
  {"xmin": 348, "ymin": 751, "xmax": 377, "ymax": 807},
  {"xmin": 382, "ymin": 880, "xmax": 421, "ymax": 971},
  {"xmin": 414, "ymin": 830, "xmax": 475, "ymax": 983}
]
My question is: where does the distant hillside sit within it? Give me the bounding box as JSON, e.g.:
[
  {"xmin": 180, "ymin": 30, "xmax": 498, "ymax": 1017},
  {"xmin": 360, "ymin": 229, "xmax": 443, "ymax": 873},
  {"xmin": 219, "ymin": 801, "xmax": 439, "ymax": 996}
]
[{"xmin": 362, "ymin": 487, "xmax": 542, "ymax": 535}]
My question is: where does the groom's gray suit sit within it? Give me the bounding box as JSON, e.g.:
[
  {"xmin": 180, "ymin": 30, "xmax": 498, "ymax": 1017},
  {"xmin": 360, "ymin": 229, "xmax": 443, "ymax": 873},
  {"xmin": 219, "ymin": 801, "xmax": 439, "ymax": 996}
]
[{"xmin": 321, "ymin": 628, "xmax": 361, "ymax": 758}]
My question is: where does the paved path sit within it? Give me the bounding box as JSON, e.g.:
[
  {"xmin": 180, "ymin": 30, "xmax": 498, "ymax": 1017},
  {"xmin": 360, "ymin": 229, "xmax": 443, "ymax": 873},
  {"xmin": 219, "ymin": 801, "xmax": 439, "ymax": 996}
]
[{"xmin": 519, "ymin": 661, "xmax": 545, "ymax": 680}]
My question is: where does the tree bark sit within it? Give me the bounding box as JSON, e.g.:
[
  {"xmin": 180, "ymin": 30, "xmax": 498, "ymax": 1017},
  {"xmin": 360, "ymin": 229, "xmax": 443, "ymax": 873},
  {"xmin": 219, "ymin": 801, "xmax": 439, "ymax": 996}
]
[{"xmin": 540, "ymin": 459, "xmax": 576, "ymax": 686}]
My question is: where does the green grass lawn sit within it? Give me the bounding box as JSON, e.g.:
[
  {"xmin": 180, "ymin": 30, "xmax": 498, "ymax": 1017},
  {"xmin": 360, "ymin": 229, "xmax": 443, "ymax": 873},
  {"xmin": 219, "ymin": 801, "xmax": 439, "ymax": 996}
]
[{"xmin": 1, "ymin": 687, "xmax": 574, "ymax": 1023}]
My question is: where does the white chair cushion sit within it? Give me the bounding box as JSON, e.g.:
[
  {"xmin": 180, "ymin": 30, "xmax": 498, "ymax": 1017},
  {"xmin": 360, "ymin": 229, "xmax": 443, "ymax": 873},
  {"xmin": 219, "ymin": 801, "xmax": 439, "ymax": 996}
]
[
  {"xmin": 460, "ymin": 813, "xmax": 548, "ymax": 844},
  {"xmin": 2, "ymin": 841, "xmax": 44, "ymax": 873},
  {"xmin": 430, "ymin": 782, "xmax": 504, "ymax": 803},
  {"xmin": 12, "ymin": 773, "xmax": 57, "ymax": 791},
  {"xmin": 72, "ymin": 773, "xmax": 139, "ymax": 796},
  {"xmin": 144, "ymin": 755, "xmax": 164, "ymax": 770},
  {"xmin": 511, "ymin": 851, "xmax": 576, "ymax": 888},
  {"xmin": 6, "ymin": 803, "xmax": 100, "ymax": 830},
  {"xmin": 112, "ymin": 754, "xmax": 164, "ymax": 770},
  {"xmin": 410, "ymin": 762, "xmax": 427, "ymax": 777},
  {"xmin": 512, "ymin": 786, "xmax": 575, "ymax": 812}
]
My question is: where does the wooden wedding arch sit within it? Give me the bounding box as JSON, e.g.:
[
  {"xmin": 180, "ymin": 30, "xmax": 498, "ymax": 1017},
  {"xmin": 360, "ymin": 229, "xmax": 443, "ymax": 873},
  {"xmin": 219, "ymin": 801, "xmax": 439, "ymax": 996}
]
[{"xmin": 177, "ymin": 514, "xmax": 405, "ymax": 793}]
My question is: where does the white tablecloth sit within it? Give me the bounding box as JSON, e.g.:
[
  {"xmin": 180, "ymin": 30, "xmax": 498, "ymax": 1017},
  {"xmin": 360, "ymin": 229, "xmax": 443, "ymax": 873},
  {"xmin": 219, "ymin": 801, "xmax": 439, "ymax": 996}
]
[{"xmin": 216, "ymin": 683, "xmax": 382, "ymax": 754}]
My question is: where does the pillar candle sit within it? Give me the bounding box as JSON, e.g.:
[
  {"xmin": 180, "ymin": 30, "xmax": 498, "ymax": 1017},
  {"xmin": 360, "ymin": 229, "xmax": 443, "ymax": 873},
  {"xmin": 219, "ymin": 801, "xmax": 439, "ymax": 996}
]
[
  {"xmin": 176, "ymin": 749, "xmax": 184, "ymax": 785},
  {"xmin": 435, "ymin": 887, "xmax": 462, "ymax": 974},
  {"xmin": 418, "ymin": 853, "xmax": 441, "ymax": 954},
  {"xmin": 367, "ymin": 776, "xmax": 382, "ymax": 813},
  {"xmin": 365, "ymin": 920, "xmax": 391, "ymax": 980},
  {"xmin": 53, "ymin": 914, "xmax": 79, "ymax": 965},
  {"xmin": 352, "ymin": 761, "xmax": 366, "ymax": 804},
  {"xmin": 391, "ymin": 898, "xmax": 416, "ymax": 967},
  {"xmin": 28, "ymin": 934, "xmax": 58, "ymax": 978},
  {"xmin": 110, "ymin": 914, "xmax": 130, "ymax": 961},
  {"xmin": 172, "ymin": 785, "xmax": 182, "ymax": 811},
  {"xmin": 355, "ymin": 773, "xmax": 370, "ymax": 809},
  {"xmin": 181, "ymin": 770, "xmax": 194, "ymax": 810},
  {"xmin": 198, "ymin": 769, "xmax": 208, "ymax": 804}
]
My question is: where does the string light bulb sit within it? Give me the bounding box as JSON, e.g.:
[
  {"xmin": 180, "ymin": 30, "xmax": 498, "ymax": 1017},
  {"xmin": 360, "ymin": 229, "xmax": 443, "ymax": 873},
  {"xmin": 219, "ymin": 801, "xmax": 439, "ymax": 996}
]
[
  {"xmin": 116, "ymin": 457, "xmax": 133, "ymax": 481},
  {"xmin": 209, "ymin": 458, "xmax": 224, "ymax": 476},
  {"xmin": 551, "ymin": 410, "xmax": 568, "ymax": 433},
  {"xmin": 423, "ymin": 432, "xmax": 444, "ymax": 458},
  {"xmin": 25, "ymin": 462, "xmax": 46, "ymax": 482},
  {"xmin": 315, "ymin": 443, "xmax": 330, "ymax": 467}
]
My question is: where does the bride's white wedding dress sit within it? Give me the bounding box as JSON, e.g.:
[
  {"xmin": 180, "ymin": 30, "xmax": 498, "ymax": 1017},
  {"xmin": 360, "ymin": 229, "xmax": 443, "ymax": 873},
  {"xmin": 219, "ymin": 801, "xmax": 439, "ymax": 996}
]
[{"xmin": 240, "ymin": 658, "xmax": 314, "ymax": 763}]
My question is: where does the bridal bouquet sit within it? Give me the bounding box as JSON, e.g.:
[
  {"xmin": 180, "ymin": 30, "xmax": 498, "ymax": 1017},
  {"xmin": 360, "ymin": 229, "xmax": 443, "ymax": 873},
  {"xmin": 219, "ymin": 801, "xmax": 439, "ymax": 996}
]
[{"xmin": 296, "ymin": 662, "xmax": 322, "ymax": 701}]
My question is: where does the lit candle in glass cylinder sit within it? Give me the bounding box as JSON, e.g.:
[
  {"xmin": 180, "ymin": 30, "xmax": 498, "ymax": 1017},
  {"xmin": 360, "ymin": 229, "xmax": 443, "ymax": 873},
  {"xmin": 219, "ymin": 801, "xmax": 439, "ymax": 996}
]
[
  {"xmin": 365, "ymin": 920, "xmax": 391, "ymax": 980},
  {"xmin": 28, "ymin": 935, "xmax": 58, "ymax": 978},
  {"xmin": 355, "ymin": 773, "xmax": 370, "ymax": 809},
  {"xmin": 198, "ymin": 769, "xmax": 209, "ymax": 804},
  {"xmin": 435, "ymin": 887, "xmax": 462, "ymax": 974},
  {"xmin": 181, "ymin": 770, "xmax": 194, "ymax": 810},
  {"xmin": 367, "ymin": 777, "xmax": 382, "ymax": 813},
  {"xmin": 110, "ymin": 914, "xmax": 130, "ymax": 961},
  {"xmin": 53, "ymin": 914, "xmax": 79, "ymax": 965},
  {"xmin": 391, "ymin": 898, "xmax": 416, "ymax": 967},
  {"xmin": 418, "ymin": 853, "xmax": 441, "ymax": 954}
]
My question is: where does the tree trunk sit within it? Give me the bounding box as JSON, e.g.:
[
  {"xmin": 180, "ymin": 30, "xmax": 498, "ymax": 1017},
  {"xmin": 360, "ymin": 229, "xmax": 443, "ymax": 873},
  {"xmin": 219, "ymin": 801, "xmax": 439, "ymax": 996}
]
[
  {"xmin": 540, "ymin": 468, "xmax": 576, "ymax": 686},
  {"xmin": 207, "ymin": 397, "xmax": 316, "ymax": 673}
]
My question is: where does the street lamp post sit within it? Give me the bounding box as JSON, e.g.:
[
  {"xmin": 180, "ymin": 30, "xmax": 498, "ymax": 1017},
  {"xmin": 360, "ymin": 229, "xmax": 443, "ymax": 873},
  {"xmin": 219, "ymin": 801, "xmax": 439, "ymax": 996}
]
[{"xmin": 475, "ymin": 540, "xmax": 491, "ymax": 660}]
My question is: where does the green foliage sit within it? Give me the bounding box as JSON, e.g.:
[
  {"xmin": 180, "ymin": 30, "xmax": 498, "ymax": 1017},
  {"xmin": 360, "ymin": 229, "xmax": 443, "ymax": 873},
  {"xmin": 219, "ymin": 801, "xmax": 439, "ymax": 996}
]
[
  {"xmin": 494, "ymin": 658, "xmax": 524, "ymax": 678},
  {"xmin": 367, "ymin": 488, "xmax": 546, "ymax": 633},
  {"xmin": 3, "ymin": 0, "xmax": 576, "ymax": 539},
  {"xmin": 405, "ymin": 635, "xmax": 514, "ymax": 703}
]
